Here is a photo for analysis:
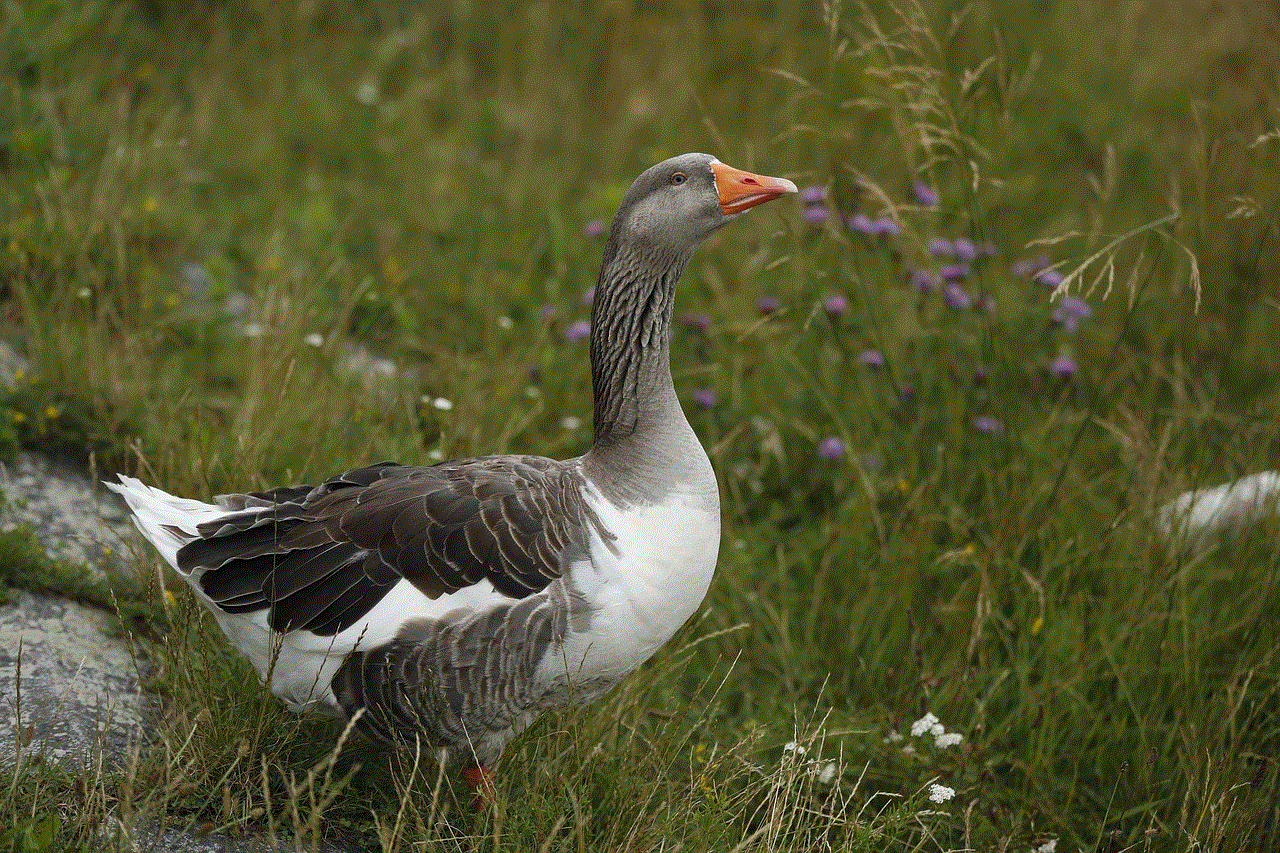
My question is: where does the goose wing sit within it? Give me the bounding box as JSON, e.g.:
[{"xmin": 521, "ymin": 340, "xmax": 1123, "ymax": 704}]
[{"xmin": 177, "ymin": 458, "xmax": 601, "ymax": 636}]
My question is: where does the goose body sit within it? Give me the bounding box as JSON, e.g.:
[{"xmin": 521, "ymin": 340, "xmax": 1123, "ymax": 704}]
[{"xmin": 107, "ymin": 153, "xmax": 795, "ymax": 792}]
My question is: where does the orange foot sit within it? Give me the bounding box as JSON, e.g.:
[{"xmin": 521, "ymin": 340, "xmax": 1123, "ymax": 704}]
[{"xmin": 461, "ymin": 765, "xmax": 496, "ymax": 812}]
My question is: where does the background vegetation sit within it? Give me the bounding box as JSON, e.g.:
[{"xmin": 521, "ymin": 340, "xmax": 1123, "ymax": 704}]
[{"xmin": 2, "ymin": 0, "xmax": 1278, "ymax": 850}]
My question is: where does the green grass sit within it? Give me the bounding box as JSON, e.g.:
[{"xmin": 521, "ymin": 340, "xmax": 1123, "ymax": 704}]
[{"xmin": 2, "ymin": 0, "xmax": 1279, "ymax": 850}]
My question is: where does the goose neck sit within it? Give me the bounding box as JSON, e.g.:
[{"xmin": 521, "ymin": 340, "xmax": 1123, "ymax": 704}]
[{"xmin": 587, "ymin": 238, "xmax": 691, "ymax": 450}]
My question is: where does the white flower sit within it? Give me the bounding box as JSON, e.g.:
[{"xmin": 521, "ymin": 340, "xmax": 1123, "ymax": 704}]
[
  {"xmin": 497, "ymin": 315, "xmax": 514, "ymax": 330},
  {"xmin": 77, "ymin": 287, "xmax": 92, "ymax": 299},
  {"xmin": 910, "ymin": 712, "xmax": 940, "ymax": 738},
  {"xmin": 356, "ymin": 80, "xmax": 378, "ymax": 105},
  {"xmin": 927, "ymin": 783, "xmax": 955, "ymax": 804},
  {"xmin": 561, "ymin": 415, "xmax": 581, "ymax": 430},
  {"xmin": 929, "ymin": 722, "xmax": 945, "ymax": 738},
  {"xmin": 782, "ymin": 741, "xmax": 807, "ymax": 756},
  {"xmin": 432, "ymin": 397, "xmax": 453, "ymax": 411},
  {"xmin": 427, "ymin": 448, "xmax": 443, "ymax": 462},
  {"xmin": 814, "ymin": 762, "xmax": 837, "ymax": 784},
  {"xmin": 1034, "ymin": 840, "xmax": 1057, "ymax": 853},
  {"xmin": 884, "ymin": 729, "xmax": 904, "ymax": 743},
  {"xmin": 524, "ymin": 386, "xmax": 541, "ymax": 398},
  {"xmin": 934, "ymin": 732, "xmax": 964, "ymax": 748},
  {"xmin": 304, "ymin": 332, "xmax": 324, "ymax": 348},
  {"xmin": 242, "ymin": 322, "xmax": 265, "ymax": 338}
]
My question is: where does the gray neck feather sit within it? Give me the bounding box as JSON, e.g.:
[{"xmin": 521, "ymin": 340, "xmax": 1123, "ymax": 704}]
[{"xmin": 583, "ymin": 238, "xmax": 714, "ymax": 504}]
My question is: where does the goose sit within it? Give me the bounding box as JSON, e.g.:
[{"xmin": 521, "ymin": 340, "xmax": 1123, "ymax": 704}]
[{"xmin": 107, "ymin": 153, "xmax": 796, "ymax": 804}]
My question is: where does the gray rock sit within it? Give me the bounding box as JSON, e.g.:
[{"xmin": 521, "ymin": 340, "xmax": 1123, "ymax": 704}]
[
  {"xmin": 0, "ymin": 590, "xmax": 151, "ymax": 770},
  {"xmin": 107, "ymin": 821, "xmax": 363, "ymax": 853},
  {"xmin": 0, "ymin": 441, "xmax": 150, "ymax": 771},
  {"xmin": 1, "ymin": 450, "xmax": 134, "ymax": 583},
  {"xmin": 0, "ymin": 339, "xmax": 28, "ymax": 386}
]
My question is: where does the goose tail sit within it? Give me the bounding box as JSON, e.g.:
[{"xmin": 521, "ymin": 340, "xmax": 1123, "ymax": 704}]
[{"xmin": 104, "ymin": 475, "xmax": 227, "ymax": 572}]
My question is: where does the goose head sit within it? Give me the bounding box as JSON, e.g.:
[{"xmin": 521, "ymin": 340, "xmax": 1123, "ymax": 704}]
[{"xmin": 609, "ymin": 153, "xmax": 797, "ymax": 253}]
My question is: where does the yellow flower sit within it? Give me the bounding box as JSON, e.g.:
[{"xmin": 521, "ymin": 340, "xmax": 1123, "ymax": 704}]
[
  {"xmin": 13, "ymin": 369, "xmax": 24, "ymax": 382},
  {"xmin": 143, "ymin": 196, "xmax": 158, "ymax": 214},
  {"xmin": 381, "ymin": 255, "xmax": 402, "ymax": 283},
  {"xmin": 12, "ymin": 411, "xmax": 25, "ymax": 424},
  {"xmin": 897, "ymin": 478, "xmax": 911, "ymax": 493},
  {"xmin": 164, "ymin": 589, "xmax": 178, "ymax": 607},
  {"xmin": 45, "ymin": 405, "xmax": 60, "ymax": 419},
  {"xmin": 1031, "ymin": 616, "xmax": 1044, "ymax": 636}
]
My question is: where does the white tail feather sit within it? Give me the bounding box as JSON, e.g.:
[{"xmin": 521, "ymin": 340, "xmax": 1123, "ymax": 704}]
[{"xmin": 103, "ymin": 475, "xmax": 228, "ymax": 572}]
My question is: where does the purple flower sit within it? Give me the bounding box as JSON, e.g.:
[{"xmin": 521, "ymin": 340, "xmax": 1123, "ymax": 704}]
[
  {"xmin": 823, "ymin": 294, "xmax": 850, "ymax": 320},
  {"xmin": 537, "ymin": 305, "xmax": 555, "ymax": 320},
  {"xmin": 973, "ymin": 365, "xmax": 989, "ymax": 385},
  {"xmin": 692, "ymin": 387, "xmax": 718, "ymax": 408},
  {"xmin": 871, "ymin": 217, "xmax": 900, "ymax": 237},
  {"xmin": 973, "ymin": 415, "xmax": 1005, "ymax": 435},
  {"xmin": 1049, "ymin": 356, "xmax": 1079, "ymax": 380},
  {"xmin": 1051, "ymin": 308, "xmax": 1078, "ymax": 334},
  {"xmin": 799, "ymin": 185, "xmax": 827, "ymax": 205},
  {"xmin": 912, "ymin": 181, "xmax": 938, "ymax": 207},
  {"xmin": 857, "ymin": 349, "xmax": 886, "ymax": 368},
  {"xmin": 564, "ymin": 320, "xmax": 591, "ymax": 342},
  {"xmin": 979, "ymin": 294, "xmax": 997, "ymax": 315},
  {"xmin": 1060, "ymin": 295, "xmax": 1093, "ymax": 320},
  {"xmin": 861, "ymin": 452, "xmax": 885, "ymax": 471},
  {"xmin": 680, "ymin": 311, "xmax": 712, "ymax": 333},
  {"xmin": 756, "ymin": 295, "xmax": 780, "ymax": 315},
  {"xmin": 1036, "ymin": 269, "xmax": 1064, "ymax": 289},
  {"xmin": 817, "ymin": 436, "xmax": 846, "ymax": 460},
  {"xmin": 849, "ymin": 213, "xmax": 876, "ymax": 234},
  {"xmin": 910, "ymin": 269, "xmax": 938, "ymax": 294},
  {"xmin": 940, "ymin": 263, "xmax": 970, "ymax": 282},
  {"xmin": 928, "ymin": 237, "xmax": 954, "ymax": 257},
  {"xmin": 896, "ymin": 383, "xmax": 915, "ymax": 403},
  {"xmin": 584, "ymin": 219, "xmax": 606, "ymax": 239},
  {"xmin": 802, "ymin": 205, "xmax": 829, "ymax": 224},
  {"xmin": 581, "ymin": 286, "xmax": 596, "ymax": 306},
  {"xmin": 953, "ymin": 237, "xmax": 977, "ymax": 262},
  {"xmin": 1051, "ymin": 296, "xmax": 1092, "ymax": 333},
  {"xmin": 979, "ymin": 242, "xmax": 998, "ymax": 259},
  {"xmin": 943, "ymin": 283, "xmax": 972, "ymax": 310}
]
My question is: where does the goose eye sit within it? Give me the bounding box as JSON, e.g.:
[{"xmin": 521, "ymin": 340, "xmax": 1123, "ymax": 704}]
[{"xmin": 670, "ymin": 172, "xmax": 687, "ymax": 186}]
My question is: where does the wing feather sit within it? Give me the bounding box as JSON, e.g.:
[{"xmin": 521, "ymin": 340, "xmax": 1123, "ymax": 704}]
[{"xmin": 176, "ymin": 458, "xmax": 600, "ymax": 636}]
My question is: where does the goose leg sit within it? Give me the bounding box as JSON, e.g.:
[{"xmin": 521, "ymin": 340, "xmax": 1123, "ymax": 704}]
[{"xmin": 461, "ymin": 765, "xmax": 496, "ymax": 811}]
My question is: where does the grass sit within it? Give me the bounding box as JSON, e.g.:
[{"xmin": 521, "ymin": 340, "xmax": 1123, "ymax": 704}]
[{"xmin": 2, "ymin": 0, "xmax": 1279, "ymax": 849}]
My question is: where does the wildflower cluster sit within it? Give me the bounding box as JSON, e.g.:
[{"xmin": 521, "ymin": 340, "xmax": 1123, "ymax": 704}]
[
  {"xmin": 775, "ymin": 178, "xmax": 1097, "ymax": 476},
  {"xmin": 885, "ymin": 711, "xmax": 964, "ymax": 754},
  {"xmin": 781, "ymin": 739, "xmax": 839, "ymax": 785}
]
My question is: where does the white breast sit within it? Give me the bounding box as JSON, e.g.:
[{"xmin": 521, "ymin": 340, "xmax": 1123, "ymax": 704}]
[{"xmin": 546, "ymin": 482, "xmax": 720, "ymax": 688}]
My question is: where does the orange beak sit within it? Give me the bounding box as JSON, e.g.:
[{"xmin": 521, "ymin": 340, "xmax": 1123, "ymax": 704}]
[{"xmin": 711, "ymin": 161, "xmax": 798, "ymax": 215}]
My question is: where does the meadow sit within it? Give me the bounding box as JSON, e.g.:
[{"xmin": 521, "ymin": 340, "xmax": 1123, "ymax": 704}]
[{"xmin": 2, "ymin": 1, "xmax": 1279, "ymax": 850}]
